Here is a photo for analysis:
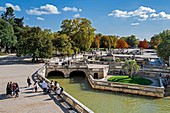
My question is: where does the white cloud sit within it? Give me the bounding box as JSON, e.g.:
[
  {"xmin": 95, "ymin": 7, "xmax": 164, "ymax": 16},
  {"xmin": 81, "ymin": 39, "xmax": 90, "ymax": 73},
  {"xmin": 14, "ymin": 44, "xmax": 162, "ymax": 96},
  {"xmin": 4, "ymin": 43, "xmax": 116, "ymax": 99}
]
[
  {"xmin": 26, "ymin": 4, "xmax": 60, "ymax": 15},
  {"xmin": 62, "ymin": 7, "xmax": 82, "ymax": 12},
  {"xmin": 150, "ymin": 12, "xmax": 170, "ymax": 20},
  {"xmin": 0, "ymin": 3, "xmax": 21, "ymax": 12},
  {"xmin": 108, "ymin": 6, "xmax": 155, "ymax": 21},
  {"xmin": 0, "ymin": 7, "xmax": 5, "ymax": 11},
  {"xmin": 108, "ymin": 10, "xmax": 130, "ymax": 17},
  {"xmin": 5, "ymin": 3, "xmax": 21, "ymax": 11},
  {"xmin": 74, "ymin": 14, "xmax": 80, "ymax": 18},
  {"xmin": 131, "ymin": 22, "xmax": 139, "ymax": 26},
  {"xmin": 37, "ymin": 17, "xmax": 44, "ymax": 20}
]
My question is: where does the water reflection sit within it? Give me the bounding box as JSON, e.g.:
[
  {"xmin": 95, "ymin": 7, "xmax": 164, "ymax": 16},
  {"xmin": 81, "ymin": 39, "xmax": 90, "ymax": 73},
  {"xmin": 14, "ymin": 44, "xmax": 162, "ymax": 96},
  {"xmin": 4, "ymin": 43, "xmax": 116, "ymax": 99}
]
[{"xmin": 48, "ymin": 75, "xmax": 170, "ymax": 113}]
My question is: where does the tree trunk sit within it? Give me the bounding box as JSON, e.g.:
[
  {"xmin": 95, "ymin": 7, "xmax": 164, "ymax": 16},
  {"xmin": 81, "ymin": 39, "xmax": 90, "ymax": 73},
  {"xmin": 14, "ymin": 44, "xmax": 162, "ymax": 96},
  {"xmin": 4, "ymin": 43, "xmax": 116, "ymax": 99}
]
[
  {"xmin": 5, "ymin": 46, "xmax": 9, "ymax": 53},
  {"xmin": 32, "ymin": 54, "xmax": 35, "ymax": 62}
]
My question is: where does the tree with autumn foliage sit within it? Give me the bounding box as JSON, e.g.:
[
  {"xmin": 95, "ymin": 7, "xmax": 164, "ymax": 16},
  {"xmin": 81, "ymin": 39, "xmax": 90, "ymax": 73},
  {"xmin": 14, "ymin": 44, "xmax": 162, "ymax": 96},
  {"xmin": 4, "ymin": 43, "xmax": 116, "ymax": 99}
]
[
  {"xmin": 138, "ymin": 39, "xmax": 148, "ymax": 49},
  {"xmin": 100, "ymin": 36, "xmax": 111, "ymax": 48},
  {"xmin": 91, "ymin": 34, "xmax": 101, "ymax": 48},
  {"xmin": 116, "ymin": 38, "xmax": 128, "ymax": 48}
]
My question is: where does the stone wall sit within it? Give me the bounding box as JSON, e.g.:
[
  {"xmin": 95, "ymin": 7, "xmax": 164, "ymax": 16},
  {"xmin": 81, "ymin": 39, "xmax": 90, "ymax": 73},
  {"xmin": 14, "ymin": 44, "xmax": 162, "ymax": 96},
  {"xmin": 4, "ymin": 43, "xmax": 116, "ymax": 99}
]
[
  {"xmin": 45, "ymin": 63, "xmax": 109, "ymax": 79},
  {"xmin": 88, "ymin": 75, "xmax": 165, "ymax": 98}
]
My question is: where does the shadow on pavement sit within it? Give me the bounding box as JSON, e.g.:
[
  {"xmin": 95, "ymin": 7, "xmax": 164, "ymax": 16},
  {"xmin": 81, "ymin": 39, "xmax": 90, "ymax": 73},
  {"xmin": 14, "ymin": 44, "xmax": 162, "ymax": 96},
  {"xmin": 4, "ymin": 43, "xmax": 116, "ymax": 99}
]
[
  {"xmin": 48, "ymin": 93, "xmax": 70, "ymax": 113},
  {"xmin": 0, "ymin": 94, "xmax": 12, "ymax": 100},
  {"xmin": 0, "ymin": 55, "xmax": 43, "ymax": 65},
  {"xmin": 24, "ymin": 93, "xmax": 44, "ymax": 98}
]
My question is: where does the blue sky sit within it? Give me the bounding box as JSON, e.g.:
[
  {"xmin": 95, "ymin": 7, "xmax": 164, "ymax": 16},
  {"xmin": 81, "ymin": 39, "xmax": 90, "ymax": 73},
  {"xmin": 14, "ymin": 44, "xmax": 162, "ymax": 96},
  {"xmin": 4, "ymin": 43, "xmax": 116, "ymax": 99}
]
[{"xmin": 0, "ymin": 0, "xmax": 170, "ymax": 40}]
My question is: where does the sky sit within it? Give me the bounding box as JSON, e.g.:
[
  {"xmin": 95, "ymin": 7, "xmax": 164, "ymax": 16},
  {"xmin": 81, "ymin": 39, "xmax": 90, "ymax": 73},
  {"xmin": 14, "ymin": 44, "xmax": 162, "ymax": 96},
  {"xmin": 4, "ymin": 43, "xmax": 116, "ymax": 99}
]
[{"xmin": 0, "ymin": 0, "xmax": 170, "ymax": 40}]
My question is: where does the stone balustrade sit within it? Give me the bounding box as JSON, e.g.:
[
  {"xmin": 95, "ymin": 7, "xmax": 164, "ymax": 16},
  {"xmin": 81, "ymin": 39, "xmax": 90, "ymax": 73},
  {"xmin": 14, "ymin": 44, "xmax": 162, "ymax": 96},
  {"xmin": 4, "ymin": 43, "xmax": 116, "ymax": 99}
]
[{"xmin": 88, "ymin": 75, "xmax": 165, "ymax": 97}]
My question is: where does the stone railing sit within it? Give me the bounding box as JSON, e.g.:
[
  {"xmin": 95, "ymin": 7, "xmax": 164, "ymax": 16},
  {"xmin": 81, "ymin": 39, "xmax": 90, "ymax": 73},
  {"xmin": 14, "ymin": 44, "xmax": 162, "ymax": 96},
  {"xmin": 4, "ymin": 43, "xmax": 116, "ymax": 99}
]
[
  {"xmin": 46, "ymin": 63, "xmax": 88, "ymax": 69},
  {"xmin": 88, "ymin": 75, "xmax": 165, "ymax": 97},
  {"xmin": 36, "ymin": 65, "xmax": 94, "ymax": 113}
]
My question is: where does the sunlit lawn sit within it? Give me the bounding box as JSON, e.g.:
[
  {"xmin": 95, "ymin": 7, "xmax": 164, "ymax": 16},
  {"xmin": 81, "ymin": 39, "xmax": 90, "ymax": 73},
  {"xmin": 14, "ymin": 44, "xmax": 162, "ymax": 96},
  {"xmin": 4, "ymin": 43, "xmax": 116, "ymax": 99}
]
[{"xmin": 108, "ymin": 75, "xmax": 153, "ymax": 85}]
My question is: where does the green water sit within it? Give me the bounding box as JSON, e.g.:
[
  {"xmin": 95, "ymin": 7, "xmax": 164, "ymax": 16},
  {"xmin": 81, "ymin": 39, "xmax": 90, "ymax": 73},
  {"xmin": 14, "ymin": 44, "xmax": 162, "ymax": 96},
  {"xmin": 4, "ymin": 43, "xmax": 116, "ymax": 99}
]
[{"xmin": 48, "ymin": 76, "xmax": 170, "ymax": 113}]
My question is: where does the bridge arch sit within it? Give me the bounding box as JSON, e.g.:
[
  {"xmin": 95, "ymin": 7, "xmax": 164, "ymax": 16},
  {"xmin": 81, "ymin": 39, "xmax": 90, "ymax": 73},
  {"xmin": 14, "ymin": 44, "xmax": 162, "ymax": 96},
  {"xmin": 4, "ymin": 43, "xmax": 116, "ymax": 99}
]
[
  {"xmin": 48, "ymin": 70, "xmax": 65, "ymax": 77},
  {"xmin": 69, "ymin": 70, "xmax": 86, "ymax": 77}
]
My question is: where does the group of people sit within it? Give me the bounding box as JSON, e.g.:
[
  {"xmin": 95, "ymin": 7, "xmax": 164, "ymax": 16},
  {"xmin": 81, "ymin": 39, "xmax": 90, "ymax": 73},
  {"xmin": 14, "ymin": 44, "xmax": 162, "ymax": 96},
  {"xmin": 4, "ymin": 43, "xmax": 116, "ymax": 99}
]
[
  {"xmin": 6, "ymin": 81, "xmax": 19, "ymax": 98},
  {"xmin": 6, "ymin": 77, "xmax": 63, "ymax": 100},
  {"xmin": 27, "ymin": 77, "xmax": 39, "ymax": 92},
  {"xmin": 45, "ymin": 80, "xmax": 64, "ymax": 99}
]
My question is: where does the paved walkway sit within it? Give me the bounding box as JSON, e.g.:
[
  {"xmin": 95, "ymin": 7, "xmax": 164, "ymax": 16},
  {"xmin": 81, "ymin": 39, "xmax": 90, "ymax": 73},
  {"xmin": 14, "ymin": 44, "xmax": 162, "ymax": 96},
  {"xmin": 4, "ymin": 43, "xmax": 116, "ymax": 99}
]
[{"xmin": 0, "ymin": 55, "xmax": 68, "ymax": 113}]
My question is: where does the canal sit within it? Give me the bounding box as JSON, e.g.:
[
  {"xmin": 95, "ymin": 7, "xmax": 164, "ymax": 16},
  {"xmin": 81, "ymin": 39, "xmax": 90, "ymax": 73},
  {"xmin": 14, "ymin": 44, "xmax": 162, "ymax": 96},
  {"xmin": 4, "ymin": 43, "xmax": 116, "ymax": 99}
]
[{"xmin": 47, "ymin": 71, "xmax": 170, "ymax": 113}]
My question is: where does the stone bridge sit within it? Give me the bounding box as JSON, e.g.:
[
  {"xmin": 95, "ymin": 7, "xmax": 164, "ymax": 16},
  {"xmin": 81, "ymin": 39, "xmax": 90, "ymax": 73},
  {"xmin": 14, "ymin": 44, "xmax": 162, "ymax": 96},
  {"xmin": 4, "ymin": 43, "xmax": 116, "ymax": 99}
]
[{"xmin": 45, "ymin": 63, "xmax": 109, "ymax": 79}]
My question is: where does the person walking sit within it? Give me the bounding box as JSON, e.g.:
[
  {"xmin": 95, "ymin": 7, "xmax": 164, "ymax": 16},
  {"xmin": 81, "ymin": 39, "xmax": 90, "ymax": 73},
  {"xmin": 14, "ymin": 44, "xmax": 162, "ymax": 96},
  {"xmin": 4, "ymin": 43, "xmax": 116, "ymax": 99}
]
[
  {"xmin": 27, "ymin": 77, "xmax": 31, "ymax": 87},
  {"xmin": 54, "ymin": 81, "xmax": 60, "ymax": 91},
  {"xmin": 57, "ymin": 86, "xmax": 64, "ymax": 100},
  {"xmin": 41, "ymin": 80, "xmax": 48, "ymax": 94},
  {"xmin": 49, "ymin": 80, "xmax": 54, "ymax": 93},
  {"xmin": 33, "ymin": 81, "xmax": 39, "ymax": 92}
]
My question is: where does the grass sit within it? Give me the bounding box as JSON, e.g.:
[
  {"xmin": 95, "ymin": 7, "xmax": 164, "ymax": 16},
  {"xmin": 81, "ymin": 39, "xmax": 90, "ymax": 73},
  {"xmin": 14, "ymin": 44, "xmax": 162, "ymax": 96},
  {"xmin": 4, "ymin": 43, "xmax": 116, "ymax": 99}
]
[{"xmin": 107, "ymin": 75, "xmax": 153, "ymax": 85}]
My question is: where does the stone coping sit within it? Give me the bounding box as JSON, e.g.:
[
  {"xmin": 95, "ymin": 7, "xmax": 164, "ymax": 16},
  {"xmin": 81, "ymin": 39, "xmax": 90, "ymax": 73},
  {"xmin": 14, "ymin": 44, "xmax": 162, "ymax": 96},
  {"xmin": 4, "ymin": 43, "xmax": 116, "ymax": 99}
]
[{"xmin": 88, "ymin": 75, "xmax": 165, "ymax": 97}]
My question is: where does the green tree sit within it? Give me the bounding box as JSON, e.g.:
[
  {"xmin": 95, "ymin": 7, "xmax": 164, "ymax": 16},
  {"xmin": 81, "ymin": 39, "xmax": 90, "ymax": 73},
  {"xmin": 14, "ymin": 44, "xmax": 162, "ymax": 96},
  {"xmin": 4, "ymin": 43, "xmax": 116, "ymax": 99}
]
[
  {"xmin": 0, "ymin": 19, "xmax": 17, "ymax": 53},
  {"xmin": 53, "ymin": 34, "xmax": 74, "ymax": 56},
  {"xmin": 60, "ymin": 18, "xmax": 95, "ymax": 52},
  {"xmin": 122, "ymin": 60, "xmax": 140, "ymax": 78},
  {"xmin": 1, "ymin": 7, "xmax": 24, "ymax": 52},
  {"xmin": 157, "ymin": 30, "xmax": 170, "ymax": 61},
  {"xmin": 150, "ymin": 35, "xmax": 160, "ymax": 49},
  {"xmin": 124, "ymin": 35, "xmax": 138, "ymax": 48},
  {"xmin": 1, "ymin": 7, "xmax": 15, "ymax": 25},
  {"xmin": 17, "ymin": 26, "xmax": 53, "ymax": 61},
  {"xmin": 157, "ymin": 36, "xmax": 170, "ymax": 61},
  {"xmin": 109, "ymin": 35, "xmax": 118, "ymax": 48}
]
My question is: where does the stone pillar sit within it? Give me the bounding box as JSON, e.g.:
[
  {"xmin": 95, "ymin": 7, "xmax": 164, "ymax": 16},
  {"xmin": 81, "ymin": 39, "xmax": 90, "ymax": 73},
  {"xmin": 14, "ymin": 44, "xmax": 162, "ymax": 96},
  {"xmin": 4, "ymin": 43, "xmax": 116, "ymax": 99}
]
[{"xmin": 64, "ymin": 73, "xmax": 70, "ymax": 78}]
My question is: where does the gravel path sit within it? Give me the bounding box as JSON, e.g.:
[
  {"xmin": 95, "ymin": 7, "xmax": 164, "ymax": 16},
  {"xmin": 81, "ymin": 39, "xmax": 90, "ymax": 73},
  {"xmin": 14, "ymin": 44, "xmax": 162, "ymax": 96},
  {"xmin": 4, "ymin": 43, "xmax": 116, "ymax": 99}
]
[{"xmin": 0, "ymin": 55, "xmax": 67, "ymax": 113}]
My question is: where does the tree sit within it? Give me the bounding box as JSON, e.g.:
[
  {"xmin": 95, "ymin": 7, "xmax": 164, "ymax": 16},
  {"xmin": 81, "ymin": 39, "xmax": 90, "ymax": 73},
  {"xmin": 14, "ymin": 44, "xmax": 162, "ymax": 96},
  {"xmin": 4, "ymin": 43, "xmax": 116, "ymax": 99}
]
[
  {"xmin": 150, "ymin": 30, "xmax": 170, "ymax": 49},
  {"xmin": 157, "ymin": 37, "xmax": 170, "ymax": 61},
  {"xmin": 60, "ymin": 18, "xmax": 95, "ymax": 52},
  {"xmin": 91, "ymin": 34, "xmax": 101, "ymax": 48},
  {"xmin": 100, "ymin": 36, "xmax": 111, "ymax": 48},
  {"xmin": 122, "ymin": 60, "xmax": 140, "ymax": 78},
  {"xmin": 1, "ymin": 7, "xmax": 24, "ymax": 52},
  {"xmin": 123, "ymin": 35, "xmax": 138, "ymax": 48},
  {"xmin": 116, "ymin": 38, "xmax": 128, "ymax": 48},
  {"xmin": 53, "ymin": 34, "xmax": 74, "ymax": 56},
  {"xmin": 1, "ymin": 7, "xmax": 15, "ymax": 25},
  {"xmin": 0, "ymin": 19, "xmax": 17, "ymax": 53},
  {"xmin": 109, "ymin": 35, "xmax": 118, "ymax": 48},
  {"xmin": 17, "ymin": 26, "xmax": 53, "ymax": 61},
  {"xmin": 138, "ymin": 39, "xmax": 148, "ymax": 49},
  {"xmin": 150, "ymin": 35, "xmax": 160, "ymax": 49}
]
